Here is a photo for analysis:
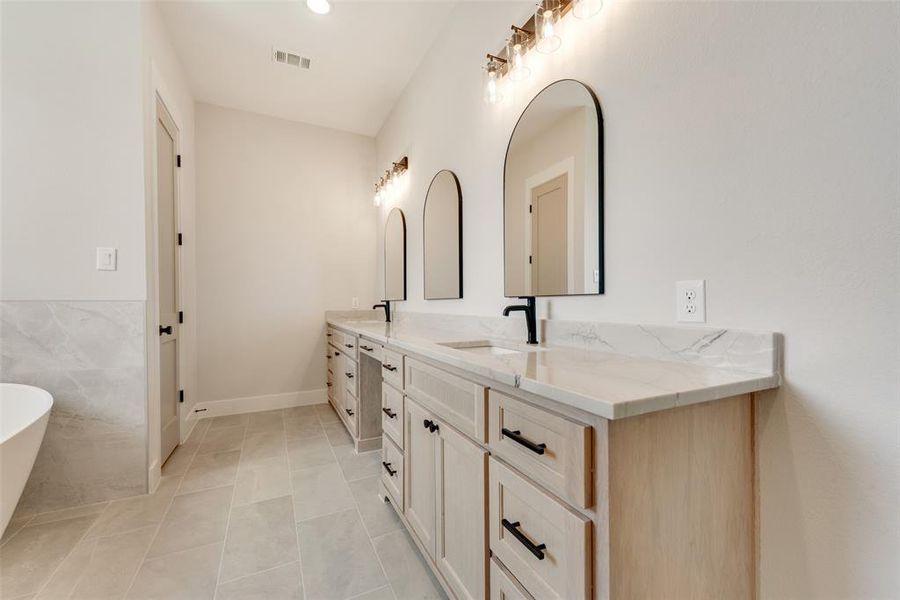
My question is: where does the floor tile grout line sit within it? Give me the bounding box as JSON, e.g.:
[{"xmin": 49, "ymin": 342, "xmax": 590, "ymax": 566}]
[
  {"xmin": 291, "ymin": 409, "xmax": 309, "ymax": 600},
  {"xmin": 322, "ymin": 402, "xmax": 396, "ymax": 600},
  {"xmin": 121, "ymin": 426, "xmax": 206, "ymax": 599},
  {"xmin": 0, "ymin": 515, "xmax": 35, "ymax": 549},
  {"xmin": 211, "ymin": 417, "xmax": 252, "ymax": 599},
  {"xmin": 27, "ymin": 501, "xmax": 112, "ymax": 599}
]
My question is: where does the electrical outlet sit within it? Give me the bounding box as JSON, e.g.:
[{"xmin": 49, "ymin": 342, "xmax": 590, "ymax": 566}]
[
  {"xmin": 676, "ymin": 280, "xmax": 706, "ymax": 323},
  {"xmin": 351, "ymin": 297, "xmax": 359, "ymax": 309}
]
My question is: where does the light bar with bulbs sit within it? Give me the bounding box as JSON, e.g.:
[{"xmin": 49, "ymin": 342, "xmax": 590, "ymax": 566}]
[
  {"xmin": 373, "ymin": 156, "xmax": 408, "ymax": 207},
  {"xmin": 482, "ymin": 0, "xmax": 604, "ymax": 105}
]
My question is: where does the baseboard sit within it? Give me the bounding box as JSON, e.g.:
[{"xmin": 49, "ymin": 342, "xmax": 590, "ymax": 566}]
[
  {"xmin": 191, "ymin": 389, "xmax": 327, "ymax": 419},
  {"xmin": 180, "ymin": 409, "xmax": 201, "ymax": 444}
]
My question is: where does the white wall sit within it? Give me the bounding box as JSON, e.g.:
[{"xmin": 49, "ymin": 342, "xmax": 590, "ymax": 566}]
[
  {"xmin": 375, "ymin": 2, "xmax": 900, "ymax": 597},
  {"xmin": 141, "ymin": 1, "xmax": 199, "ymax": 473},
  {"xmin": 1, "ymin": 1, "xmax": 146, "ymax": 301},
  {"xmin": 196, "ymin": 103, "xmax": 376, "ymax": 405}
]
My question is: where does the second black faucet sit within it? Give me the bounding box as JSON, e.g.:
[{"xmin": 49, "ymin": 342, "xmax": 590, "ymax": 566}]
[{"xmin": 502, "ymin": 296, "xmax": 537, "ymax": 344}]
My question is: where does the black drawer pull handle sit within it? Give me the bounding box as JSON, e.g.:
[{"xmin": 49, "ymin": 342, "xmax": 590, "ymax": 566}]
[
  {"xmin": 345, "ymin": 343, "xmax": 354, "ymax": 348},
  {"xmin": 159, "ymin": 325, "xmax": 173, "ymax": 336},
  {"xmin": 361, "ymin": 345, "xmax": 373, "ymax": 351},
  {"xmin": 326, "ymin": 333, "xmax": 332, "ymax": 337},
  {"xmin": 423, "ymin": 419, "xmax": 439, "ymax": 433},
  {"xmin": 326, "ymin": 382, "xmax": 332, "ymax": 387},
  {"xmin": 382, "ymin": 364, "xmax": 397, "ymax": 372},
  {"xmin": 382, "ymin": 407, "xmax": 397, "ymax": 419},
  {"xmin": 334, "ymin": 350, "xmax": 340, "ymax": 356},
  {"xmin": 502, "ymin": 428, "xmax": 546, "ymax": 455},
  {"xmin": 345, "ymin": 372, "xmax": 354, "ymax": 379},
  {"xmin": 502, "ymin": 518, "xmax": 546, "ymax": 560},
  {"xmin": 345, "ymin": 408, "xmax": 354, "ymax": 416},
  {"xmin": 382, "ymin": 461, "xmax": 397, "ymax": 476}
]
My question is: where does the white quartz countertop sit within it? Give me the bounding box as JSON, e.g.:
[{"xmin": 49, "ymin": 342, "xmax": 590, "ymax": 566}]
[{"xmin": 327, "ymin": 316, "xmax": 781, "ymax": 420}]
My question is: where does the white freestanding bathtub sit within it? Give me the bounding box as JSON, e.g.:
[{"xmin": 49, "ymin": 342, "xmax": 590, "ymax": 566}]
[{"xmin": 0, "ymin": 383, "xmax": 53, "ymax": 536}]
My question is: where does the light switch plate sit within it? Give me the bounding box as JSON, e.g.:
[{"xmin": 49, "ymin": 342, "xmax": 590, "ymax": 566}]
[
  {"xmin": 96, "ymin": 247, "xmax": 117, "ymax": 271},
  {"xmin": 676, "ymin": 280, "xmax": 706, "ymax": 323}
]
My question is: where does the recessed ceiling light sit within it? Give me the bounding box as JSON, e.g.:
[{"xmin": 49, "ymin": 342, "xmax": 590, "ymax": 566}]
[{"xmin": 306, "ymin": 0, "xmax": 331, "ymax": 15}]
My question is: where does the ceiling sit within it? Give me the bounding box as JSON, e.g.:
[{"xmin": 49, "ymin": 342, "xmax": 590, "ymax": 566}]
[{"xmin": 158, "ymin": 1, "xmax": 457, "ymax": 136}]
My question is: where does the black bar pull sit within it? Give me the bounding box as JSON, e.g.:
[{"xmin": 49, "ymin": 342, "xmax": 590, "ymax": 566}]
[
  {"xmin": 345, "ymin": 408, "xmax": 354, "ymax": 416},
  {"xmin": 345, "ymin": 372, "xmax": 354, "ymax": 379},
  {"xmin": 502, "ymin": 428, "xmax": 547, "ymax": 455},
  {"xmin": 501, "ymin": 518, "xmax": 546, "ymax": 560},
  {"xmin": 382, "ymin": 461, "xmax": 397, "ymax": 476},
  {"xmin": 159, "ymin": 325, "xmax": 172, "ymax": 336},
  {"xmin": 382, "ymin": 364, "xmax": 397, "ymax": 372},
  {"xmin": 361, "ymin": 345, "xmax": 373, "ymax": 351},
  {"xmin": 345, "ymin": 343, "xmax": 354, "ymax": 348},
  {"xmin": 326, "ymin": 382, "xmax": 332, "ymax": 387},
  {"xmin": 382, "ymin": 407, "xmax": 397, "ymax": 419}
]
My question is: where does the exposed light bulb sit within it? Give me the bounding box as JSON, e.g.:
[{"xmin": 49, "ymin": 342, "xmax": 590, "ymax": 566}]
[
  {"xmin": 536, "ymin": 6, "xmax": 561, "ymax": 54},
  {"xmin": 573, "ymin": 0, "xmax": 603, "ymax": 19},
  {"xmin": 508, "ymin": 42, "xmax": 530, "ymax": 81},
  {"xmin": 483, "ymin": 59, "xmax": 505, "ymax": 105},
  {"xmin": 306, "ymin": 0, "xmax": 331, "ymax": 15},
  {"xmin": 487, "ymin": 74, "xmax": 499, "ymax": 103}
]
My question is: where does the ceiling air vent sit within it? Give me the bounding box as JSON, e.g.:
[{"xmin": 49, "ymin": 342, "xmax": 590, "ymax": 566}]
[{"xmin": 273, "ymin": 47, "xmax": 311, "ymax": 69}]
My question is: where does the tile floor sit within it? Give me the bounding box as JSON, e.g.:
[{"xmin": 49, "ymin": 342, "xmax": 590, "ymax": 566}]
[{"xmin": 0, "ymin": 403, "xmax": 446, "ymax": 600}]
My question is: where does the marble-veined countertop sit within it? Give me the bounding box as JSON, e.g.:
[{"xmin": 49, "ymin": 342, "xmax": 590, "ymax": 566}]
[{"xmin": 326, "ymin": 314, "xmax": 781, "ymax": 420}]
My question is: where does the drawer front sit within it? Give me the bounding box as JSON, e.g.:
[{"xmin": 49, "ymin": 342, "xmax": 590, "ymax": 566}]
[
  {"xmin": 489, "ymin": 390, "xmax": 592, "ymax": 508},
  {"xmin": 326, "ymin": 326, "xmax": 338, "ymax": 349},
  {"xmin": 326, "ymin": 370, "xmax": 334, "ymax": 401},
  {"xmin": 491, "ymin": 558, "xmax": 534, "ymax": 600},
  {"xmin": 405, "ymin": 357, "xmax": 486, "ymax": 442},
  {"xmin": 358, "ymin": 338, "xmax": 383, "ymax": 362},
  {"xmin": 343, "ymin": 389, "xmax": 358, "ymax": 436},
  {"xmin": 382, "ymin": 348, "xmax": 404, "ymax": 390},
  {"xmin": 341, "ymin": 358, "xmax": 358, "ymax": 397},
  {"xmin": 381, "ymin": 383, "xmax": 404, "ymax": 449},
  {"xmin": 381, "ymin": 434, "xmax": 404, "ymax": 509},
  {"xmin": 337, "ymin": 330, "xmax": 358, "ymax": 361},
  {"xmin": 490, "ymin": 457, "xmax": 591, "ymax": 600}
]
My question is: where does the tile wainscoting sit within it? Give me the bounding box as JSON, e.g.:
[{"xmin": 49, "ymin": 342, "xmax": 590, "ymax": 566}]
[{"xmin": 0, "ymin": 301, "xmax": 148, "ymax": 515}]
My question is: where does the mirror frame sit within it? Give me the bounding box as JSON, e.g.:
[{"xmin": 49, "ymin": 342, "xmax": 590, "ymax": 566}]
[
  {"xmin": 423, "ymin": 169, "xmax": 463, "ymax": 300},
  {"xmin": 384, "ymin": 207, "xmax": 407, "ymax": 301},
  {"xmin": 502, "ymin": 78, "xmax": 604, "ymax": 298}
]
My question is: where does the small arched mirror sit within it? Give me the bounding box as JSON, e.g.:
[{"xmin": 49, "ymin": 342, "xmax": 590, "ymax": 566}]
[
  {"xmin": 384, "ymin": 208, "xmax": 407, "ymax": 301},
  {"xmin": 423, "ymin": 170, "xmax": 462, "ymax": 300},
  {"xmin": 504, "ymin": 79, "xmax": 603, "ymax": 297}
]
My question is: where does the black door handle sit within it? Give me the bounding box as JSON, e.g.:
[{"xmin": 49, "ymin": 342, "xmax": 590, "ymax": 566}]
[
  {"xmin": 382, "ymin": 364, "xmax": 397, "ymax": 372},
  {"xmin": 345, "ymin": 408, "xmax": 354, "ymax": 416},
  {"xmin": 502, "ymin": 518, "xmax": 547, "ymax": 560},
  {"xmin": 159, "ymin": 325, "xmax": 172, "ymax": 336},
  {"xmin": 382, "ymin": 407, "xmax": 397, "ymax": 419},
  {"xmin": 382, "ymin": 461, "xmax": 397, "ymax": 476},
  {"xmin": 501, "ymin": 428, "xmax": 547, "ymax": 455}
]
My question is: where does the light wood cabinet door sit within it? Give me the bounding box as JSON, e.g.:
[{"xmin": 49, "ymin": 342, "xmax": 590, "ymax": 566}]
[
  {"xmin": 436, "ymin": 420, "xmax": 488, "ymax": 600},
  {"xmin": 404, "ymin": 397, "xmax": 437, "ymax": 558}
]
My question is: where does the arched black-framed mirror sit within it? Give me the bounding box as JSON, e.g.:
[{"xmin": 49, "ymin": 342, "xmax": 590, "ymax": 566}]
[
  {"xmin": 423, "ymin": 170, "xmax": 463, "ymax": 300},
  {"xmin": 503, "ymin": 79, "xmax": 604, "ymax": 297},
  {"xmin": 384, "ymin": 207, "xmax": 407, "ymax": 301}
]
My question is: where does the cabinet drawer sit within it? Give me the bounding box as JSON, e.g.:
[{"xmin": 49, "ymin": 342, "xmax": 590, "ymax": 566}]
[
  {"xmin": 343, "ymin": 389, "xmax": 358, "ymax": 436},
  {"xmin": 381, "ymin": 383, "xmax": 404, "ymax": 449},
  {"xmin": 358, "ymin": 338, "xmax": 383, "ymax": 362},
  {"xmin": 340, "ymin": 358, "xmax": 357, "ymax": 397},
  {"xmin": 336, "ymin": 330, "xmax": 358, "ymax": 360},
  {"xmin": 404, "ymin": 357, "xmax": 486, "ymax": 442},
  {"xmin": 382, "ymin": 348, "xmax": 403, "ymax": 390},
  {"xmin": 327, "ymin": 371, "xmax": 334, "ymax": 401},
  {"xmin": 491, "ymin": 558, "xmax": 534, "ymax": 600},
  {"xmin": 326, "ymin": 326, "xmax": 338, "ymax": 348},
  {"xmin": 490, "ymin": 457, "xmax": 591, "ymax": 600},
  {"xmin": 488, "ymin": 390, "xmax": 592, "ymax": 508},
  {"xmin": 381, "ymin": 434, "xmax": 403, "ymax": 509}
]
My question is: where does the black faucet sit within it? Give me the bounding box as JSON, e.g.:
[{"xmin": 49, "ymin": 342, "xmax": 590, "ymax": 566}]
[
  {"xmin": 373, "ymin": 301, "xmax": 391, "ymax": 323},
  {"xmin": 502, "ymin": 296, "xmax": 537, "ymax": 344}
]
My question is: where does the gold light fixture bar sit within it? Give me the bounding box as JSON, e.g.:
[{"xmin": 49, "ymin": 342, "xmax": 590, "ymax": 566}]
[
  {"xmin": 489, "ymin": 0, "xmax": 575, "ymax": 64},
  {"xmin": 373, "ymin": 156, "xmax": 409, "ymax": 207}
]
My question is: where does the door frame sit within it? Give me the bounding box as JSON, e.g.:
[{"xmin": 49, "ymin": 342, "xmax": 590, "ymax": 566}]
[
  {"xmin": 523, "ymin": 156, "xmax": 576, "ymax": 293},
  {"xmin": 145, "ymin": 63, "xmax": 185, "ymax": 492}
]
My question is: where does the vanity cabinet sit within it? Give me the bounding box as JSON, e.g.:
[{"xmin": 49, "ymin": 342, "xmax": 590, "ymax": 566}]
[
  {"xmin": 404, "ymin": 396, "xmax": 488, "ymax": 600},
  {"xmin": 327, "ymin": 326, "xmax": 382, "ymax": 452}
]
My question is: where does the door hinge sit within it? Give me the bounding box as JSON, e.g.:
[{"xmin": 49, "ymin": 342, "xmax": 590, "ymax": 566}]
[
  {"xmin": 177, "ymin": 154, "xmax": 182, "ymax": 168},
  {"xmin": 177, "ymin": 233, "xmax": 183, "ymax": 246},
  {"xmin": 178, "ymin": 311, "xmax": 184, "ymax": 324},
  {"xmin": 179, "ymin": 389, "xmax": 184, "ymax": 403},
  {"xmin": 528, "ymin": 255, "xmax": 533, "ymax": 264}
]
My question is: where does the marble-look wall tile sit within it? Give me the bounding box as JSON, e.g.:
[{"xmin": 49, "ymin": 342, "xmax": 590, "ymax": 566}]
[{"xmin": 0, "ymin": 301, "xmax": 147, "ymax": 515}]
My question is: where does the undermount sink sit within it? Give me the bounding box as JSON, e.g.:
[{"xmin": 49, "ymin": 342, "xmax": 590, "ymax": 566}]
[{"xmin": 437, "ymin": 340, "xmax": 532, "ymax": 356}]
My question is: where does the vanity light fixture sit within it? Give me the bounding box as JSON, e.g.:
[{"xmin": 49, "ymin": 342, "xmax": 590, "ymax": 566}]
[
  {"xmin": 507, "ymin": 27, "xmax": 533, "ymax": 82},
  {"xmin": 483, "ymin": 54, "xmax": 507, "ymax": 105},
  {"xmin": 306, "ymin": 0, "xmax": 331, "ymax": 15},
  {"xmin": 535, "ymin": 0, "xmax": 562, "ymax": 54},
  {"xmin": 372, "ymin": 157, "xmax": 408, "ymax": 208}
]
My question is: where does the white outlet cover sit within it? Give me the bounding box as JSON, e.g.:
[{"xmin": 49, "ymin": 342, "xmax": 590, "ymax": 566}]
[
  {"xmin": 96, "ymin": 247, "xmax": 117, "ymax": 271},
  {"xmin": 351, "ymin": 297, "xmax": 359, "ymax": 309},
  {"xmin": 676, "ymin": 280, "xmax": 706, "ymax": 323}
]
